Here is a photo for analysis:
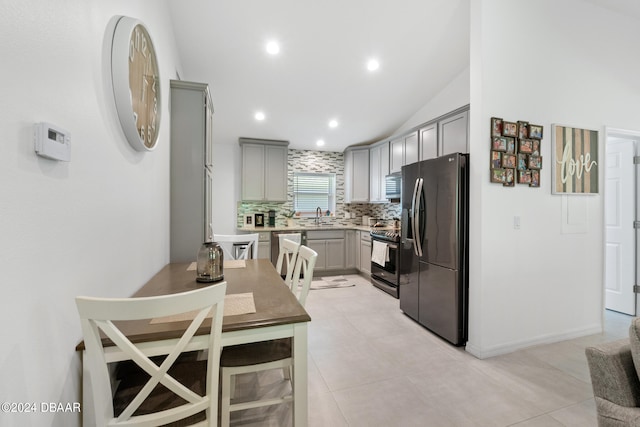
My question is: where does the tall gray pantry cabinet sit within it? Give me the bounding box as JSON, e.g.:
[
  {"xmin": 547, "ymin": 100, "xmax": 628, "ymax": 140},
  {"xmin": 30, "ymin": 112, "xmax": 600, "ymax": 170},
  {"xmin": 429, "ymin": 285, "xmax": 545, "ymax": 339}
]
[{"xmin": 170, "ymin": 80, "xmax": 214, "ymax": 262}]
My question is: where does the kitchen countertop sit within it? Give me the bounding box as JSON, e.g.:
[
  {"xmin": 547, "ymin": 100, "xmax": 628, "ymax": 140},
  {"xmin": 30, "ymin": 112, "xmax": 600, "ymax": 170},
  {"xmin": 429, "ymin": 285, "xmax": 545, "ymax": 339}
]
[{"xmin": 236, "ymin": 224, "xmax": 394, "ymax": 233}]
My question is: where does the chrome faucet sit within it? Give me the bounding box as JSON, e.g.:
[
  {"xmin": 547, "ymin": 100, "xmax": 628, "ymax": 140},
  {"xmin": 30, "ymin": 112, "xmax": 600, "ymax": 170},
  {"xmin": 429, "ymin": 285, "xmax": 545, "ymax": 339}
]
[{"xmin": 315, "ymin": 207, "xmax": 322, "ymax": 226}]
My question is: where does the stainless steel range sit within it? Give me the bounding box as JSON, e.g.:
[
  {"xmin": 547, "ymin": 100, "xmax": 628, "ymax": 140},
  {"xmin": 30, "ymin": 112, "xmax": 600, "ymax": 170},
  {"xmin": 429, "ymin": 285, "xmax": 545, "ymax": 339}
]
[{"xmin": 370, "ymin": 229, "xmax": 400, "ymax": 298}]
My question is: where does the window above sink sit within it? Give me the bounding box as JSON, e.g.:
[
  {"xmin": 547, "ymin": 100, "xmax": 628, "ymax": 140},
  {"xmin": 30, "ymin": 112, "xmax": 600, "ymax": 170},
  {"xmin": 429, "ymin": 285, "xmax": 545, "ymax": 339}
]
[{"xmin": 293, "ymin": 172, "xmax": 336, "ymax": 217}]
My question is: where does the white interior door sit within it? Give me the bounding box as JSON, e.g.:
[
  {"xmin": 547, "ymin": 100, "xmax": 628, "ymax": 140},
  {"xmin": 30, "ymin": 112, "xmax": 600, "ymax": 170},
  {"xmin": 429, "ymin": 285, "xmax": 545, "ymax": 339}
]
[{"xmin": 605, "ymin": 137, "xmax": 636, "ymax": 315}]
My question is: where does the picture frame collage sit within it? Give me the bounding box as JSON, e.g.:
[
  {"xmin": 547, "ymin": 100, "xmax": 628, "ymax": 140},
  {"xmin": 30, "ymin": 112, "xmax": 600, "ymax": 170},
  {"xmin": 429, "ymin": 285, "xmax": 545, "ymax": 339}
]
[{"xmin": 490, "ymin": 117, "xmax": 543, "ymax": 187}]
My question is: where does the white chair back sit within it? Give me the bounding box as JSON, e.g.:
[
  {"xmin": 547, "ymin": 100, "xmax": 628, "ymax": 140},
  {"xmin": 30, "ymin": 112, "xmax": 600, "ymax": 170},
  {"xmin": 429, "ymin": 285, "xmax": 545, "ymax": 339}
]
[
  {"xmin": 213, "ymin": 234, "xmax": 259, "ymax": 260},
  {"xmin": 290, "ymin": 245, "xmax": 318, "ymax": 307},
  {"xmin": 276, "ymin": 237, "xmax": 301, "ymax": 285},
  {"xmin": 76, "ymin": 283, "xmax": 227, "ymax": 427}
]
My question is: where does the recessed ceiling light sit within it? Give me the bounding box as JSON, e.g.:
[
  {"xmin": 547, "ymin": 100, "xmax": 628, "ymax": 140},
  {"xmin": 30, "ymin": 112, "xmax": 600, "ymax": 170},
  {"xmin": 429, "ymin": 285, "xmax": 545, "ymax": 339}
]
[
  {"xmin": 265, "ymin": 40, "xmax": 280, "ymax": 55},
  {"xmin": 328, "ymin": 119, "xmax": 339, "ymax": 128},
  {"xmin": 254, "ymin": 111, "xmax": 265, "ymax": 121},
  {"xmin": 316, "ymin": 139, "xmax": 325, "ymax": 147},
  {"xmin": 366, "ymin": 59, "xmax": 380, "ymax": 71}
]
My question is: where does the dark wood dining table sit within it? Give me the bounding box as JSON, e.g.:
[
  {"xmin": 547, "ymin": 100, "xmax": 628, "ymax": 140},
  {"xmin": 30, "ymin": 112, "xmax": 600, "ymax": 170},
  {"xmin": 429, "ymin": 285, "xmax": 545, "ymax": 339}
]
[{"xmin": 77, "ymin": 259, "xmax": 311, "ymax": 426}]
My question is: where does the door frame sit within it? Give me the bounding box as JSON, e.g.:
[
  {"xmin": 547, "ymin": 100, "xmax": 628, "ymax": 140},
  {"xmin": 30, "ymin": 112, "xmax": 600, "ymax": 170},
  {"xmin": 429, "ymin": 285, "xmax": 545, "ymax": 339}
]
[{"xmin": 604, "ymin": 127, "xmax": 640, "ymax": 317}]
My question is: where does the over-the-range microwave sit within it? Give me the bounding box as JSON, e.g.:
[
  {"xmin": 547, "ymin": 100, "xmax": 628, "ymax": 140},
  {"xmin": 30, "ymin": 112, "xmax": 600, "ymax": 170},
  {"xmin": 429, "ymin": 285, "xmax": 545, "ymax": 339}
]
[{"xmin": 384, "ymin": 173, "xmax": 401, "ymax": 201}]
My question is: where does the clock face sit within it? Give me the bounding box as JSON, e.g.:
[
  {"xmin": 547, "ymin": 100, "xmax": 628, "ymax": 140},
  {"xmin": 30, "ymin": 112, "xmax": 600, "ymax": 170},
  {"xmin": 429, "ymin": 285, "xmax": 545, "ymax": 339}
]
[
  {"xmin": 129, "ymin": 24, "xmax": 159, "ymax": 149},
  {"xmin": 111, "ymin": 17, "xmax": 161, "ymax": 151}
]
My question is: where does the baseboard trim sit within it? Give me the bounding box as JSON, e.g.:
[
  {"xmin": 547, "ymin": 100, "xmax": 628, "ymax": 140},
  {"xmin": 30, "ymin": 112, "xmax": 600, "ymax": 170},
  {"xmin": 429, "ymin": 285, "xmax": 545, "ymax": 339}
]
[{"xmin": 465, "ymin": 323, "xmax": 603, "ymax": 359}]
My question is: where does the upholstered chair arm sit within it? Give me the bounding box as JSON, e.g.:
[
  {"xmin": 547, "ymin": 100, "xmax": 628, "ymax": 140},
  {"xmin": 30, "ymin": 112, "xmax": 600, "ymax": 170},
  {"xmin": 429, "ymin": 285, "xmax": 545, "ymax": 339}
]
[{"xmin": 586, "ymin": 339, "xmax": 640, "ymax": 408}]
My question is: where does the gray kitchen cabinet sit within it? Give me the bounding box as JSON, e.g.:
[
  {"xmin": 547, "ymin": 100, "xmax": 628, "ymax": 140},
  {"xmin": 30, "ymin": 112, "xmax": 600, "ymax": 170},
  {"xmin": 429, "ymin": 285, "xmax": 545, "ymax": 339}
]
[
  {"xmin": 369, "ymin": 141, "xmax": 389, "ymax": 203},
  {"xmin": 359, "ymin": 231, "xmax": 371, "ymax": 275},
  {"xmin": 438, "ymin": 110, "xmax": 469, "ymax": 156},
  {"xmin": 240, "ymin": 138, "xmax": 288, "ymax": 201},
  {"xmin": 418, "ymin": 107, "xmax": 469, "ymax": 161},
  {"xmin": 307, "ymin": 230, "xmax": 346, "ymax": 272},
  {"xmin": 419, "ymin": 122, "xmax": 438, "ymax": 161},
  {"xmin": 170, "ymin": 80, "xmax": 214, "ymax": 263},
  {"xmin": 344, "ymin": 147, "xmax": 369, "ymax": 203},
  {"xmin": 240, "ymin": 143, "xmax": 264, "ymax": 200},
  {"xmin": 390, "ymin": 138, "xmax": 402, "ymax": 172},
  {"xmin": 307, "ymin": 240, "xmax": 327, "ymax": 271},
  {"xmin": 264, "ymin": 144, "xmax": 288, "ymax": 200},
  {"xmin": 390, "ymin": 131, "xmax": 418, "ymax": 173},
  {"xmin": 255, "ymin": 231, "xmax": 271, "ymax": 259},
  {"xmin": 326, "ymin": 239, "xmax": 345, "ymax": 270},
  {"xmin": 345, "ymin": 229, "xmax": 357, "ymax": 269},
  {"xmin": 355, "ymin": 231, "xmax": 361, "ymax": 271}
]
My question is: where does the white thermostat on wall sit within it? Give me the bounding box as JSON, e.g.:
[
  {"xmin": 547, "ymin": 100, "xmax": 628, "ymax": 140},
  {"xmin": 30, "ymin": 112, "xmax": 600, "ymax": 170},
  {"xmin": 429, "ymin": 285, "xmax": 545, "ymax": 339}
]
[{"xmin": 34, "ymin": 122, "xmax": 71, "ymax": 161}]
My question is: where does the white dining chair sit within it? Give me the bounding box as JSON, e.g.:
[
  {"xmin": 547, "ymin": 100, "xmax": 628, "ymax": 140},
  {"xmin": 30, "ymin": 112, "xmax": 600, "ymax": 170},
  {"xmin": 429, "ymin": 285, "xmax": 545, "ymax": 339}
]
[
  {"xmin": 76, "ymin": 282, "xmax": 227, "ymax": 427},
  {"xmin": 213, "ymin": 233, "xmax": 259, "ymax": 260},
  {"xmin": 275, "ymin": 236, "xmax": 301, "ymax": 286},
  {"xmin": 219, "ymin": 245, "xmax": 317, "ymax": 427}
]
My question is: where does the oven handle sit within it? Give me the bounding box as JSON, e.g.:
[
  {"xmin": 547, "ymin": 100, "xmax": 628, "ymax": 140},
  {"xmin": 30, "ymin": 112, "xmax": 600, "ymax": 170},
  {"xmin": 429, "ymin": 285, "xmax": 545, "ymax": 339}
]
[{"xmin": 370, "ymin": 238, "xmax": 398, "ymax": 251}]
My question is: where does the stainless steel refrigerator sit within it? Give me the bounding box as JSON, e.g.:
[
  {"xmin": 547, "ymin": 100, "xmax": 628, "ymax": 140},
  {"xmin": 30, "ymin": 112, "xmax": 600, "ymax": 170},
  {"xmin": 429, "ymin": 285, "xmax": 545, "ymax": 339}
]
[{"xmin": 399, "ymin": 153, "xmax": 469, "ymax": 346}]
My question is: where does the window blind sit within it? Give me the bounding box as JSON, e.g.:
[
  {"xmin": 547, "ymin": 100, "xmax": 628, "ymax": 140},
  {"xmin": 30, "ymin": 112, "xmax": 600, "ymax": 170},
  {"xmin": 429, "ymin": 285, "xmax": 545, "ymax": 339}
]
[{"xmin": 293, "ymin": 172, "xmax": 336, "ymax": 213}]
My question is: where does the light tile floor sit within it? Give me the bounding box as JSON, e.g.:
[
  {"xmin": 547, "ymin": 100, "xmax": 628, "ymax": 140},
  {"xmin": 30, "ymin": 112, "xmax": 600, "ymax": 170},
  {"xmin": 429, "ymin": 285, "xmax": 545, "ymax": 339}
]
[{"xmin": 228, "ymin": 274, "xmax": 633, "ymax": 426}]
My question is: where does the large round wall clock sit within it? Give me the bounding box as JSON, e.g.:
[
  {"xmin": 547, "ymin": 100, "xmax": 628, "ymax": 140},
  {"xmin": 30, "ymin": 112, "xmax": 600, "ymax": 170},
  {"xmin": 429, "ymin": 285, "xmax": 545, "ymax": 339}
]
[{"xmin": 111, "ymin": 16, "xmax": 161, "ymax": 151}]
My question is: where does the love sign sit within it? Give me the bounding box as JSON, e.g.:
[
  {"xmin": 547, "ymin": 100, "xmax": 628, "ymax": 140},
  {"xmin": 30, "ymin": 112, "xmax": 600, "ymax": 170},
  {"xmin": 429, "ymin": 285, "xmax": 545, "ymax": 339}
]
[{"xmin": 552, "ymin": 124, "xmax": 599, "ymax": 194}]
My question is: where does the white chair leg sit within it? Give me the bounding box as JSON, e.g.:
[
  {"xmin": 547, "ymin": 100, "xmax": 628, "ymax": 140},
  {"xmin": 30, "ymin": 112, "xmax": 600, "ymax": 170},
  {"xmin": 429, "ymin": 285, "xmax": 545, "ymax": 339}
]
[{"xmin": 283, "ymin": 367, "xmax": 291, "ymax": 380}]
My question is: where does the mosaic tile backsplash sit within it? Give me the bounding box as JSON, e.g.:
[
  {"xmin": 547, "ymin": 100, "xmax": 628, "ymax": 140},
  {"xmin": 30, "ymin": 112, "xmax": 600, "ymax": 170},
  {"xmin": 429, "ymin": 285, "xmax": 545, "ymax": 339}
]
[{"xmin": 237, "ymin": 149, "xmax": 401, "ymax": 227}]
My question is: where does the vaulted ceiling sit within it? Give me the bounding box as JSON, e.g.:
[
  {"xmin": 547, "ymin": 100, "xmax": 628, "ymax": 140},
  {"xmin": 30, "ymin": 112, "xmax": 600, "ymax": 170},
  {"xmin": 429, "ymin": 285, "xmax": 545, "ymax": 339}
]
[
  {"xmin": 167, "ymin": 0, "xmax": 470, "ymax": 151},
  {"xmin": 167, "ymin": 0, "xmax": 640, "ymax": 152}
]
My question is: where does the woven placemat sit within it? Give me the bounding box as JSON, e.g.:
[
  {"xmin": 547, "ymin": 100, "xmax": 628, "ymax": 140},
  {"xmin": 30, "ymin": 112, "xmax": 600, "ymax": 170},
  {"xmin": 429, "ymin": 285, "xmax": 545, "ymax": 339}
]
[{"xmin": 150, "ymin": 292, "xmax": 256, "ymax": 324}]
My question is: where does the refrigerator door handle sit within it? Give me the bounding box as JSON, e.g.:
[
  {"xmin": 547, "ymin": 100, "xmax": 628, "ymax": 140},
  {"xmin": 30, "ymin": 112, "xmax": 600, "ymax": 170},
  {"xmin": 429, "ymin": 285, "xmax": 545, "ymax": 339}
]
[
  {"xmin": 413, "ymin": 178, "xmax": 424, "ymax": 257},
  {"xmin": 410, "ymin": 178, "xmax": 419, "ymax": 256}
]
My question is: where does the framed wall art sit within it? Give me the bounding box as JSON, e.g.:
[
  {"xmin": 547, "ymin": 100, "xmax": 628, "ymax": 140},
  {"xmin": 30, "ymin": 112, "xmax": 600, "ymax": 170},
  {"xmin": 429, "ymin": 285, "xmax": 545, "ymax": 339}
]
[
  {"xmin": 504, "ymin": 168, "xmax": 515, "ymax": 187},
  {"xmin": 491, "ymin": 168, "xmax": 506, "ymax": 183},
  {"xmin": 490, "ymin": 116, "xmax": 543, "ymax": 188},
  {"xmin": 502, "ymin": 153, "xmax": 516, "ymax": 169},
  {"xmin": 492, "ymin": 136, "xmax": 508, "ymax": 151},
  {"xmin": 530, "ymin": 170, "xmax": 540, "ymax": 187},
  {"xmin": 528, "ymin": 156, "xmax": 542, "ymax": 169},
  {"xmin": 518, "ymin": 139, "xmax": 534, "ymax": 154},
  {"xmin": 518, "ymin": 170, "xmax": 531, "ymax": 184},
  {"xmin": 491, "ymin": 117, "xmax": 504, "ymax": 137},
  {"xmin": 551, "ymin": 124, "xmax": 599, "ymax": 194},
  {"xmin": 529, "ymin": 124, "xmax": 544, "ymax": 140},
  {"xmin": 517, "ymin": 121, "xmax": 529, "ymax": 139},
  {"xmin": 503, "ymin": 121, "xmax": 518, "ymax": 137},
  {"xmin": 491, "ymin": 151, "xmax": 502, "ymax": 169}
]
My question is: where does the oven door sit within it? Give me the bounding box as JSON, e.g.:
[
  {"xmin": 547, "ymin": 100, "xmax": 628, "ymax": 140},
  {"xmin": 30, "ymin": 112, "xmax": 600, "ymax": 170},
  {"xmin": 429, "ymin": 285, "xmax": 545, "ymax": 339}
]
[{"xmin": 371, "ymin": 240, "xmax": 398, "ymax": 283}]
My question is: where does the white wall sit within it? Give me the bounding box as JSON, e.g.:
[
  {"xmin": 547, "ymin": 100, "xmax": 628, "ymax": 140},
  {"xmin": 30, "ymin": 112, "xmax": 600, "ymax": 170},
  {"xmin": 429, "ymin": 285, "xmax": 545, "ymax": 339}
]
[
  {"xmin": 393, "ymin": 66, "xmax": 470, "ymax": 135},
  {"xmin": 467, "ymin": 0, "xmax": 640, "ymax": 357},
  {"xmin": 0, "ymin": 1, "xmax": 181, "ymax": 425}
]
